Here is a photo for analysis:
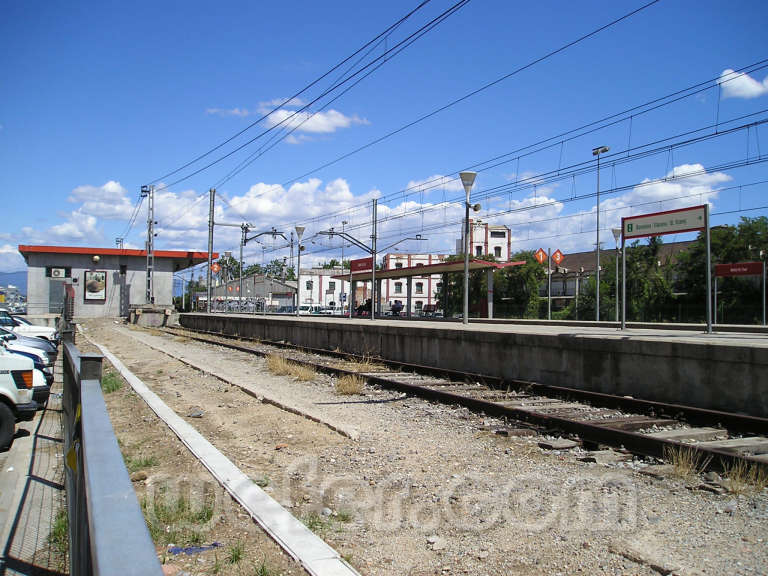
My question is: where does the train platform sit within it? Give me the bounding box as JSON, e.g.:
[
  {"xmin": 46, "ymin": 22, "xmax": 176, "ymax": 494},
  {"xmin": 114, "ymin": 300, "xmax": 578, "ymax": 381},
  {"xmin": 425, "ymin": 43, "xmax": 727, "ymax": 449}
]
[{"xmin": 180, "ymin": 313, "xmax": 768, "ymax": 418}]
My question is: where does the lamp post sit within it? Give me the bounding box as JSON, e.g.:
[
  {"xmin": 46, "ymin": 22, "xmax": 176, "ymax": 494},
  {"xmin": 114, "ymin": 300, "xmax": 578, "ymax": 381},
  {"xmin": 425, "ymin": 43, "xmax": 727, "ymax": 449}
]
[
  {"xmin": 459, "ymin": 171, "xmax": 477, "ymax": 325},
  {"xmin": 592, "ymin": 146, "xmax": 609, "ymax": 321},
  {"xmin": 612, "ymin": 227, "xmax": 621, "ymax": 323},
  {"xmin": 295, "ymin": 226, "xmax": 305, "ymax": 316}
]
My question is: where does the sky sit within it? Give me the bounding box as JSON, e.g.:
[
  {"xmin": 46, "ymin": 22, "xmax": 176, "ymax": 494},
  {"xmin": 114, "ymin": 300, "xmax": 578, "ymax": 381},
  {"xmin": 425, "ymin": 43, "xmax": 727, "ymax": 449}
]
[{"xmin": 2, "ymin": 0, "xmax": 768, "ymax": 279}]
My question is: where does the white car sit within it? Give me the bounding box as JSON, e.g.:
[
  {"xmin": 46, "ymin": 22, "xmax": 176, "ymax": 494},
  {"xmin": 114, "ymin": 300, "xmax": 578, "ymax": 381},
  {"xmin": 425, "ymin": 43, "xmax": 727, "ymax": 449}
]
[
  {"xmin": 0, "ymin": 312, "xmax": 58, "ymax": 343},
  {"xmin": 0, "ymin": 347, "xmax": 37, "ymax": 449}
]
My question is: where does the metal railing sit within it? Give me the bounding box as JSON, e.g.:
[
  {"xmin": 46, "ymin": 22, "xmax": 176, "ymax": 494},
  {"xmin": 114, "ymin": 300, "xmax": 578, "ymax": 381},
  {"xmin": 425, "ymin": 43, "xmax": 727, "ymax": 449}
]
[{"xmin": 62, "ymin": 328, "xmax": 162, "ymax": 576}]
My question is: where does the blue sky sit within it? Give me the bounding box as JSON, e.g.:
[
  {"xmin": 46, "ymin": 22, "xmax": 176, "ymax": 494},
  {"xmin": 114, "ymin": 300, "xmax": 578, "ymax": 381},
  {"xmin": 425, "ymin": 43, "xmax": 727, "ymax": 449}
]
[{"xmin": 2, "ymin": 0, "xmax": 768, "ymax": 276}]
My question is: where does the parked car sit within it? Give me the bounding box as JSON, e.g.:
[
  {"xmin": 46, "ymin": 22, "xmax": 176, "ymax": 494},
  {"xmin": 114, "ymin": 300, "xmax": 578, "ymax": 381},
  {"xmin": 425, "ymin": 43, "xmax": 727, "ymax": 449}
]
[
  {"xmin": 0, "ymin": 312, "xmax": 59, "ymax": 343},
  {"xmin": 0, "ymin": 347, "xmax": 37, "ymax": 449},
  {"xmin": 0, "ymin": 327, "xmax": 57, "ymax": 358},
  {"xmin": 4, "ymin": 344, "xmax": 53, "ymax": 385},
  {"xmin": 298, "ymin": 305, "xmax": 323, "ymax": 315}
]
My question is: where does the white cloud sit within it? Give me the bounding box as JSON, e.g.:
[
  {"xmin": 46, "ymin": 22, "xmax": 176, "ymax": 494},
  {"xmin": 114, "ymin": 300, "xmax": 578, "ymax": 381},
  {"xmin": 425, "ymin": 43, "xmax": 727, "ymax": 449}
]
[
  {"xmin": 68, "ymin": 180, "xmax": 134, "ymax": 220},
  {"xmin": 0, "ymin": 244, "xmax": 26, "ymax": 272},
  {"xmin": 259, "ymin": 97, "xmax": 306, "ymax": 108},
  {"xmin": 263, "ymin": 108, "xmax": 368, "ymax": 135},
  {"xmin": 720, "ymin": 69, "xmax": 768, "ymax": 99},
  {"xmin": 600, "ymin": 163, "xmax": 730, "ymax": 223},
  {"xmin": 49, "ymin": 209, "xmax": 101, "ymax": 242},
  {"xmin": 206, "ymin": 107, "xmax": 252, "ymax": 117}
]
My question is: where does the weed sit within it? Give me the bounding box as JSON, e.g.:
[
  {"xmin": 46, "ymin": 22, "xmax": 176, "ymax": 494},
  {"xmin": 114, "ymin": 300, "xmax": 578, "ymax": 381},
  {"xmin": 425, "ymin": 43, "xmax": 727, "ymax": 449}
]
[
  {"xmin": 101, "ymin": 372, "xmax": 123, "ymax": 393},
  {"xmin": 342, "ymin": 553, "xmax": 354, "ymax": 564},
  {"xmin": 266, "ymin": 354, "xmax": 291, "ymax": 375},
  {"xmin": 302, "ymin": 511, "xmax": 329, "ymax": 533},
  {"xmin": 335, "ymin": 374, "xmax": 364, "ymax": 395},
  {"xmin": 140, "ymin": 487, "xmax": 214, "ymax": 547},
  {"xmin": 48, "ymin": 507, "xmax": 69, "ymax": 564},
  {"xmin": 267, "ymin": 354, "xmax": 316, "ymax": 381},
  {"xmin": 663, "ymin": 445, "xmax": 711, "ymax": 481},
  {"xmin": 227, "ymin": 541, "xmax": 244, "ymax": 564},
  {"xmin": 212, "ymin": 553, "xmax": 222, "ymax": 574},
  {"xmin": 254, "ymin": 557, "xmax": 275, "ymax": 576},
  {"xmin": 156, "ymin": 369, "xmax": 164, "ymax": 375},
  {"xmin": 335, "ymin": 509, "xmax": 353, "ymax": 523},
  {"xmin": 290, "ymin": 364, "xmax": 317, "ymax": 381},
  {"xmin": 255, "ymin": 475, "xmax": 270, "ymax": 488},
  {"xmin": 125, "ymin": 454, "xmax": 159, "ymax": 473},
  {"xmin": 722, "ymin": 459, "xmax": 768, "ymax": 495}
]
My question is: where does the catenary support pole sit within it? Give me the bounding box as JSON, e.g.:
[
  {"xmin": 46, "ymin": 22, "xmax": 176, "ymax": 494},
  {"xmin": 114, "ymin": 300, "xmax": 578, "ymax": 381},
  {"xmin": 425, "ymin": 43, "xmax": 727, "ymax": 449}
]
[
  {"xmin": 705, "ymin": 204, "xmax": 713, "ymax": 333},
  {"xmin": 371, "ymin": 198, "xmax": 377, "ymax": 322},
  {"xmin": 621, "ymin": 239, "xmax": 626, "ymax": 330},
  {"xmin": 207, "ymin": 188, "xmax": 215, "ymax": 313},
  {"xmin": 547, "ymin": 247, "xmax": 552, "ymax": 320}
]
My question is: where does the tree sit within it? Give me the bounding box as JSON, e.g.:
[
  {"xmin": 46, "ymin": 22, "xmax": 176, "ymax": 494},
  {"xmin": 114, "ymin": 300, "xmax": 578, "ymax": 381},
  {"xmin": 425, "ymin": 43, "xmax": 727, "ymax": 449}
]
[
  {"xmin": 675, "ymin": 216, "xmax": 767, "ymax": 323},
  {"xmin": 494, "ymin": 251, "xmax": 545, "ymax": 318}
]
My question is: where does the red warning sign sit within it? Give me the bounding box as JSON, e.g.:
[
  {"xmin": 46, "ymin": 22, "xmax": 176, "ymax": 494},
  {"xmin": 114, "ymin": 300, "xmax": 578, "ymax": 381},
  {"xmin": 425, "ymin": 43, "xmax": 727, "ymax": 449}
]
[
  {"xmin": 534, "ymin": 248, "xmax": 547, "ymax": 264},
  {"xmin": 552, "ymin": 249, "xmax": 564, "ymax": 265}
]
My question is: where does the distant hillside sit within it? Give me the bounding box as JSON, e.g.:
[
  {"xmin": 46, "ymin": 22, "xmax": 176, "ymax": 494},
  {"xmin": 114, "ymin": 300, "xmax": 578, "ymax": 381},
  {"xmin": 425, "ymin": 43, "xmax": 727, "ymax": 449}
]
[{"xmin": 0, "ymin": 271, "xmax": 27, "ymax": 295}]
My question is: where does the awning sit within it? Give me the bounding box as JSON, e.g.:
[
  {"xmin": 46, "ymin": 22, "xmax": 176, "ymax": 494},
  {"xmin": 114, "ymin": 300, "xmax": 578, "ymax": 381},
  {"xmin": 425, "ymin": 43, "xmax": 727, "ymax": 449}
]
[{"xmin": 333, "ymin": 259, "xmax": 526, "ymax": 282}]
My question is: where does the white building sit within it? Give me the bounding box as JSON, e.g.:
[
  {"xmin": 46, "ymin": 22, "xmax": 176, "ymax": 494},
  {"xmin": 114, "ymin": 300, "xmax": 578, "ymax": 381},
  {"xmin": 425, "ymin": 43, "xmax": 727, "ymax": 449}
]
[
  {"xmin": 456, "ymin": 220, "xmax": 512, "ymax": 260},
  {"xmin": 380, "ymin": 253, "xmax": 450, "ymax": 315},
  {"xmin": 297, "ymin": 266, "xmax": 350, "ymax": 310}
]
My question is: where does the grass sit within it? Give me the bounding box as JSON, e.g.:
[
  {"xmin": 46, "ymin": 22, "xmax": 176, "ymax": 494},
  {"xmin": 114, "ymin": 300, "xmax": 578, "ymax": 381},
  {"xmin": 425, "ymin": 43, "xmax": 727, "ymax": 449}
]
[
  {"xmin": 255, "ymin": 475, "xmax": 270, "ymax": 488},
  {"xmin": 664, "ymin": 445, "xmax": 712, "ymax": 481},
  {"xmin": 335, "ymin": 509, "xmax": 354, "ymax": 523},
  {"xmin": 101, "ymin": 371, "xmax": 123, "ymax": 393},
  {"xmin": 227, "ymin": 540, "xmax": 244, "ymax": 564},
  {"xmin": 302, "ymin": 511, "xmax": 329, "ymax": 533},
  {"xmin": 254, "ymin": 557, "xmax": 276, "ymax": 576},
  {"xmin": 140, "ymin": 486, "xmax": 214, "ymax": 546},
  {"xmin": 266, "ymin": 354, "xmax": 317, "ymax": 381},
  {"xmin": 48, "ymin": 507, "xmax": 69, "ymax": 569},
  {"xmin": 125, "ymin": 454, "xmax": 159, "ymax": 473},
  {"xmin": 721, "ymin": 459, "xmax": 768, "ymax": 495},
  {"xmin": 335, "ymin": 374, "xmax": 364, "ymax": 395}
]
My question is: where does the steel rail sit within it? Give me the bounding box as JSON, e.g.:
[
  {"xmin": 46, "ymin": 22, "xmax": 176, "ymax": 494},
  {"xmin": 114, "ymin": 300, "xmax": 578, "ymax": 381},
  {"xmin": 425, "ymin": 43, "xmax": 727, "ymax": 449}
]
[{"xmin": 159, "ymin": 327, "xmax": 768, "ymax": 472}]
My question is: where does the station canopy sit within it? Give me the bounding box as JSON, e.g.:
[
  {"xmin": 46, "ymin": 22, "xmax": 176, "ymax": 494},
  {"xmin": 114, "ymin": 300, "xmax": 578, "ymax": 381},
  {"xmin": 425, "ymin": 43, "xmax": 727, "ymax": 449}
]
[{"xmin": 333, "ymin": 259, "xmax": 526, "ymax": 282}]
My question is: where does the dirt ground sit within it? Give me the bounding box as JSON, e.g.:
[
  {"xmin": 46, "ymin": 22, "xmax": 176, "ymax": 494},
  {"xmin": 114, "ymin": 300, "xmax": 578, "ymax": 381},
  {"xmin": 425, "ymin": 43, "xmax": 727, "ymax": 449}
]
[{"xmin": 79, "ymin": 319, "xmax": 768, "ymax": 576}]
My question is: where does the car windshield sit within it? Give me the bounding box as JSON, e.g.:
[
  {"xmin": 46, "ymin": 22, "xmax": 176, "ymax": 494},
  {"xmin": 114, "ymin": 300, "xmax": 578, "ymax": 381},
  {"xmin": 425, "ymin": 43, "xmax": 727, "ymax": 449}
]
[
  {"xmin": 12, "ymin": 316, "xmax": 31, "ymax": 326},
  {"xmin": 0, "ymin": 328, "xmax": 17, "ymax": 340}
]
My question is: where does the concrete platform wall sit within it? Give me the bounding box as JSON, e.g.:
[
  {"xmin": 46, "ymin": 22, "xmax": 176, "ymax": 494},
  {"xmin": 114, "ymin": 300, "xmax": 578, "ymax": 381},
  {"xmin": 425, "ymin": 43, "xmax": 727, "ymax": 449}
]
[{"xmin": 180, "ymin": 314, "xmax": 768, "ymax": 418}]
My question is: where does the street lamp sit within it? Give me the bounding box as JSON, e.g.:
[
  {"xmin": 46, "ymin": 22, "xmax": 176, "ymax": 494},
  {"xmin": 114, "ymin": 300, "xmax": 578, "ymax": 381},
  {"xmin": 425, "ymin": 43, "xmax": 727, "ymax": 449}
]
[
  {"xmin": 295, "ymin": 226, "xmax": 305, "ymax": 316},
  {"xmin": 459, "ymin": 171, "xmax": 478, "ymax": 325},
  {"xmin": 612, "ymin": 227, "xmax": 621, "ymax": 323},
  {"xmin": 592, "ymin": 145, "xmax": 609, "ymax": 321}
]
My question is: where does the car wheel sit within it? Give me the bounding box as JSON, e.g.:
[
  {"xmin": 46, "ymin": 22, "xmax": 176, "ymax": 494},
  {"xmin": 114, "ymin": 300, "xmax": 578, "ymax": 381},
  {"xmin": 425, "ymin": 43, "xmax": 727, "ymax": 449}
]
[{"xmin": 0, "ymin": 402, "xmax": 15, "ymax": 450}]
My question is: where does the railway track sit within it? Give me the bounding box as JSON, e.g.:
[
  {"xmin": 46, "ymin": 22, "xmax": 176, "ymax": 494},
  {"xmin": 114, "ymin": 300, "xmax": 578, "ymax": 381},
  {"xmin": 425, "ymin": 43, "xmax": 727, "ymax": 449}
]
[{"xmin": 157, "ymin": 325, "xmax": 768, "ymax": 472}]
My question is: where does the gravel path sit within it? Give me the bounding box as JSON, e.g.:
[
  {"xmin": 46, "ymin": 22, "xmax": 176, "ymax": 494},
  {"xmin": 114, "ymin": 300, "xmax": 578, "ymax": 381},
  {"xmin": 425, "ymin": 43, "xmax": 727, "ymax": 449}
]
[{"xmin": 84, "ymin": 320, "xmax": 768, "ymax": 576}]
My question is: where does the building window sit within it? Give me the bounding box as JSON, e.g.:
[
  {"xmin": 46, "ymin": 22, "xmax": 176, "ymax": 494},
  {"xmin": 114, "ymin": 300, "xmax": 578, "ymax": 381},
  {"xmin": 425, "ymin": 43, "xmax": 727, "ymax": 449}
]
[
  {"xmin": 415, "ymin": 282, "xmax": 424, "ymax": 294},
  {"xmin": 475, "ymin": 246, "xmax": 482, "ymax": 256},
  {"xmin": 395, "ymin": 262, "xmax": 403, "ymax": 269},
  {"xmin": 494, "ymin": 246, "xmax": 502, "ymax": 258},
  {"xmin": 394, "ymin": 282, "xmax": 402, "ymax": 294},
  {"xmin": 490, "ymin": 230, "xmax": 506, "ymax": 238},
  {"xmin": 415, "ymin": 301, "xmax": 423, "ymax": 310},
  {"xmin": 306, "ymin": 280, "xmax": 313, "ymax": 290},
  {"xmin": 328, "ymin": 281, "xmax": 335, "ymax": 291}
]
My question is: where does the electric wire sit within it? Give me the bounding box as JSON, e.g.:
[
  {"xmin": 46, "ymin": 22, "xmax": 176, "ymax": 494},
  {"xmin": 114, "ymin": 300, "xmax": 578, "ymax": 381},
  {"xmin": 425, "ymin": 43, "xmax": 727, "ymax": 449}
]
[{"xmin": 148, "ymin": 0, "xmax": 434, "ymax": 185}]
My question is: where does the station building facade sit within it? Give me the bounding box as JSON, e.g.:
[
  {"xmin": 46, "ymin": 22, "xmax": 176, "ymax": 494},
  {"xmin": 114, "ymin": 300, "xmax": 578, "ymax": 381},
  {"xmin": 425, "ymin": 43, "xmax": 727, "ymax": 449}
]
[{"xmin": 19, "ymin": 245, "xmax": 210, "ymax": 318}]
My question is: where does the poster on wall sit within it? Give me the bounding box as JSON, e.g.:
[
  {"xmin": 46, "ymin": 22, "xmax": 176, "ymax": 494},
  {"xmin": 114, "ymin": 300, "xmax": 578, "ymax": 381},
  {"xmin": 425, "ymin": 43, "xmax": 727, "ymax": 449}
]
[{"xmin": 84, "ymin": 270, "xmax": 107, "ymax": 302}]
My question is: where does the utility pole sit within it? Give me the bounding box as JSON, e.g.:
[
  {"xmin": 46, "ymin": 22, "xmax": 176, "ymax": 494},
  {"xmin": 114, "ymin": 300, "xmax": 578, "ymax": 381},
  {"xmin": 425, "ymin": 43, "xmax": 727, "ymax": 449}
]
[
  {"xmin": 141, "ymin": 185, "xmax": 155, "ymax": 305},
  {"xmin": 207, "ymin": 188, "xmax": 215, "ymax": 313},
  {"xmin": 371, "ymin": 199, "xmax": 377, "ymax": 321}
]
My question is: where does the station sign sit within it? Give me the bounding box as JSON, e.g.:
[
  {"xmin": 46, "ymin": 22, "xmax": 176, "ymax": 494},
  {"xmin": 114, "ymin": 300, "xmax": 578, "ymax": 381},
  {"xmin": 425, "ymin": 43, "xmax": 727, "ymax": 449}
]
[
  {"xmin": 622, "ymin": 205, "xmax": 706, "ymax": 240},
  {"xmin": 715, "ymin": 262, "xmax": 764, "ymax": 277},
  {"xmin": 350, "ymin": 257, "xmax": 373, "ymax": 273},
  {"xmin": 551, "ymin": 249, "xmax": 564, "ymax": 265},
  {"xmin": 534, "ymin": 248, "xmax": 547, "ymax": 264}
]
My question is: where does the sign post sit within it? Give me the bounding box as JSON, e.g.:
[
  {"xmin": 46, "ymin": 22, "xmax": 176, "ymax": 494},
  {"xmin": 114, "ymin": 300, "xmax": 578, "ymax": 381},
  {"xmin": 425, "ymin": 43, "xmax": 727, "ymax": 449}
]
[{"xmin": 621, "ymin": 204, "xmax": 709, "ymax": 332}]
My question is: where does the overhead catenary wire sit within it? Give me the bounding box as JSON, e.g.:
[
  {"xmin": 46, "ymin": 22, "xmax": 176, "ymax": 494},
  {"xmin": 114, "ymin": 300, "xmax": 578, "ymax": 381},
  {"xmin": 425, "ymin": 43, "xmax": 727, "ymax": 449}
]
[
  {"xmin": 154, "ymin": 0, "xmax": 472, "ymax": 193},
  {"xmin": 148, "ymin": 0, "xmax": 435, "ymax": 186},
  {"xmin": 281, "ymin": 58, "xmax": 768, "ymax": 231}
]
